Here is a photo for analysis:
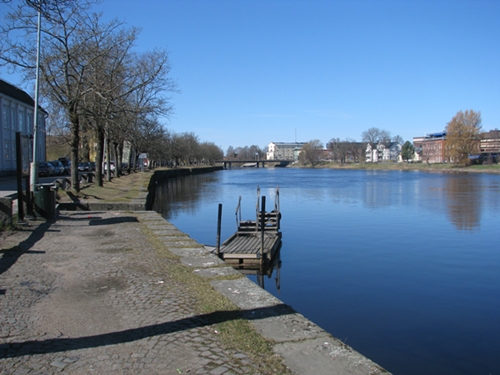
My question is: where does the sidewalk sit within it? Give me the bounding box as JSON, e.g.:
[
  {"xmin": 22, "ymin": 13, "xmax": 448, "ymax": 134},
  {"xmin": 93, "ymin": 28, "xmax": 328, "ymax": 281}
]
[{"xmin": 1, "ymin": 210, "xmax": 390, "ymax": 374}]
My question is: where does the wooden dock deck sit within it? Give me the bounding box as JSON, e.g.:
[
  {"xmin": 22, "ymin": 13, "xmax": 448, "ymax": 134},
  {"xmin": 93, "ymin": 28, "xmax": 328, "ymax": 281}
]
[
  {"xmin": 216, "ymin": 187, "xmax": 282, "ymax": 265},
  {"xmin": 221, "ymin": 232, "xmax": 282, "ymax": 262}
]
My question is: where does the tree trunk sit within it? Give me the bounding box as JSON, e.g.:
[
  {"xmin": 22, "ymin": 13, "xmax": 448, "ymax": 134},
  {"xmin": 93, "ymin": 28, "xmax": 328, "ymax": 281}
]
[
  {"xmin": 106, "ymin": 136, "xmax": 112, "ymax": 182},
  {"xmin": 113, "ymin": 141, "xmax": 120, "ymax": 177},
  {"xmin": 95, "ymin": 127, "xmax": 105, "ymax": 187},
  {"xmin": 69, "ymin": 106, "xmax": 80, "ymax": 192},
  {"xmin": 117, "ymin": 141, "xmax": 124, "ymax": 175}
]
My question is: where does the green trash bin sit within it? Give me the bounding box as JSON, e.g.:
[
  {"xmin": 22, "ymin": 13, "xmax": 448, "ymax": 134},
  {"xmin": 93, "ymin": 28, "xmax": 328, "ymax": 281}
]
[{"xmin": 34, "ymin": 184, "xmax": 56, "ymax": 219}]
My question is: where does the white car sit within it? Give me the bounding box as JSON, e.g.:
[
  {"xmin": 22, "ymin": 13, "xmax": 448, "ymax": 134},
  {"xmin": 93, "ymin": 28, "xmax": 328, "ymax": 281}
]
[{"xmin": 103, "ymin": 161, "xmax": 116, "ymax": 171}]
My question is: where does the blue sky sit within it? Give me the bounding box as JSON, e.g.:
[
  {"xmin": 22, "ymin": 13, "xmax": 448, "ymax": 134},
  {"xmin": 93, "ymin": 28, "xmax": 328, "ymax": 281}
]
[{"xmin": 2, "ymin": 0, "xmax": 499, "ymax": 152}]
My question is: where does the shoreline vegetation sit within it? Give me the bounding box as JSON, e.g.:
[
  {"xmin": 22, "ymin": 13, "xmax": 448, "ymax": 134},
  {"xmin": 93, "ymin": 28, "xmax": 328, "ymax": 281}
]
[{"xmin": 302, "ymin": 161, "xmax": 500, "ymax": 174}]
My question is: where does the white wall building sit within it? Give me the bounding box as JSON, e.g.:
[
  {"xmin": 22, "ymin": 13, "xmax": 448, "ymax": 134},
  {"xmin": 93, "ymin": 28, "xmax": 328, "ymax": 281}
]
[
  {"xmin": 266, "ymin": 142, "xmax": 306, "ymax": 161},
  {"xmin": 366, "ymin": 142, "xmax": 402, "ymax": 163},
  {"xmin": 0, "ymin": 79, "xmax": 47, "ymax": 176}
]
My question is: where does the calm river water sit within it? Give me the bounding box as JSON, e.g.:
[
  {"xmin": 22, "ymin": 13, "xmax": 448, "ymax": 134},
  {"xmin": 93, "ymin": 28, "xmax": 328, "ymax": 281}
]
[{"xmin": 152, "ymin": 168, "xmax": 500, "ymax": 375}]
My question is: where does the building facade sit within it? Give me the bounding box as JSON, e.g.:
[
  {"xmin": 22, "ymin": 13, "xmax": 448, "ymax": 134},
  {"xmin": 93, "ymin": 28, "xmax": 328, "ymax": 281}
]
[
  {"xmin": 412, "ymin": 136, "xmax": 424, "ymax": 162},
  {"xmin": 480, "ymin": 130, "xmax": 500, "ymax": 154},
  {"xmin": 0, "ymin": 79, "xmax": 47, "ymax": 176},
  {"xmin": 266, "ymin": 142, "xmax": 306, "ymax": 161},
  {"xmin": 419, "ymin": 132, "xmax": 446, "ymax": 163},
  {"xmin": 365, "ymin": 142, "xmax": 402, "ymax": 162}
]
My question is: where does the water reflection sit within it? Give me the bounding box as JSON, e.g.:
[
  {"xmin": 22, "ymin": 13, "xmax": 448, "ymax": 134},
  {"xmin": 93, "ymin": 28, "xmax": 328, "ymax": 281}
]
[
  {"xmin": 358, "ymin": 171, "xmax": 489, "ymax": 231},
  {"xmin": 152, "ymin": 174, "xmax": 220, "ymax": 220},
  {"xmin": 239, "ymin": 249, "xmax": 282, "ymax": 291},
  {"xmin": 444, "ymin": 175, "xmax": 483, "ymax": 231},
  {"xmin": 153, "ymin": 170, "xmax": 498, "ymax": 235}
]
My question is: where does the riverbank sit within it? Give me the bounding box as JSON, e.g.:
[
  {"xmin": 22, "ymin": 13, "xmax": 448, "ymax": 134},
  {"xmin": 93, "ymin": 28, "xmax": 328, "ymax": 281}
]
[
  {"xmin": 57, "ymin": 166, "xmax": 223, "ymax": 205},
  {"xmin": 313, "ymin": 161, "xmax": 500, "ymax": 174},
  {"xmin": 1, "ymin": 167, "xmax": 391, "ymax": 375}
]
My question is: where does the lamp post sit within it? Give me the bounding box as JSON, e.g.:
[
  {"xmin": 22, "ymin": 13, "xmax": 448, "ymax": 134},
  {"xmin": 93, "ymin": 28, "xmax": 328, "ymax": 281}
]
[{"xmin": 29, "ymin": 8, "xmax": 42, "ymax": 191}]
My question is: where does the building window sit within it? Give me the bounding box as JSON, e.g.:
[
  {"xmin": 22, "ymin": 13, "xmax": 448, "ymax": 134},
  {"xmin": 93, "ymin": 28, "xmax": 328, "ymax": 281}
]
[
  {"xmin": 5, "ymin": 140, "xmax": 10, "ymax": 160},
  {"xmin": 11, "ymin": 108, "xmax": 15, "ymax": 129},
  {"xmin": 18, "ymin": 111, "xmax": 24, "ymax": 132},
  {"xmin": 27, "ymin": 113, "xmax": 33, "ymax": 134},
  {"xmin": 12, "ymin": 139, "xmax": 16, "ymax": 160},
  {"xmin": 2, "ymin": 105, "xmax": 8, "ymax": 129}
]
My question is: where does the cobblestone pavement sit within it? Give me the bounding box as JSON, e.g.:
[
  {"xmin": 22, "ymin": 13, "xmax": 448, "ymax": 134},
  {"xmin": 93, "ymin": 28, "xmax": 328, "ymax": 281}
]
[{"xmin": 0, "ymin": 211, "xmax": 270, "ymax": 375}]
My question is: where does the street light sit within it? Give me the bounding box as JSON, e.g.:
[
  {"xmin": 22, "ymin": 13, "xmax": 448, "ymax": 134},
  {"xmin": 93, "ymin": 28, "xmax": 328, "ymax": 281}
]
[{"xmin": 29, "ymin": 8, "xmax": 42, "ymax": 191}]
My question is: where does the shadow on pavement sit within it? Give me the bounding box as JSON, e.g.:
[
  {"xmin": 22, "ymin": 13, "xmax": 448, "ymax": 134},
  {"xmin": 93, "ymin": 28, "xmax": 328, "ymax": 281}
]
[
  {"xmin": 0, "ymin": 304, "xmax": 294, "ymax": 358},
  {"xmin": 89, "ymin": 216, "xmax": 139, "ymax": 226},
  {"xmin": 0, "ymin": 221, "xmax": 51, "ymax": 278}
]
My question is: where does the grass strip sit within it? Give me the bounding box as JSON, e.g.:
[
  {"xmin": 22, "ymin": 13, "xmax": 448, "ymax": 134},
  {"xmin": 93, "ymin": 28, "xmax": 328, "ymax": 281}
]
[{"xmin": 142, "ymin": 223, "xmax": 292, "ymax": 375}]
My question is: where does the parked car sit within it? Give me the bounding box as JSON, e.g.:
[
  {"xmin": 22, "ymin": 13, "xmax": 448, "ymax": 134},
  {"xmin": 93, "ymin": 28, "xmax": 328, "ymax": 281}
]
[
  {"xmin": 49, "ymin": 160, "xmax": 65, "ymax": 175},
  {"xmin": 38, "ymin": 162, "xmax": 54, "ymax": 177},
  {"xmin": 103, "ymin": 161, "xmax": 116, "ymax": 171},
  {"xmin": 78, "ymin": 162, "xmax": 87, "ymax": 172},
  {"xmin": 58, "ymin": 157, "xmax": 71, "ymax": 174}
]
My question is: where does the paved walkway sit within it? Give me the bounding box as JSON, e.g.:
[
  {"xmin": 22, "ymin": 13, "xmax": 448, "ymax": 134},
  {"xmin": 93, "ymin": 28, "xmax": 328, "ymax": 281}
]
[{"xmin": 1, "ymin": 210, "xmax": 390, "ymax": 375}]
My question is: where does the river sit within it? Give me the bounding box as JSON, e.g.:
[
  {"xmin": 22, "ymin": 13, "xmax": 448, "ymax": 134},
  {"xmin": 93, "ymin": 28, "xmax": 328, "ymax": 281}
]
[{"xmin": 152, "ymin": 167, "xmax": 500, "ymax": 375}]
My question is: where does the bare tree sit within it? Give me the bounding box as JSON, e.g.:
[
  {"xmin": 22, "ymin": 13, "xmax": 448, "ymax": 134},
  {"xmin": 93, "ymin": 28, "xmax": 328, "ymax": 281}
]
[
  {"xmin": 327, "ymin": 138, "xmax": 341, "ymax": 162},
  {"xmin": 226, "ymin": 146, "xmax": 236, "ymax": 160},
  {"xmin": 361, "ymin": 127, "xmax": 391, "ymax": 145},
  {"xmin": 1, "ymin": 0, "xmax": 107, "ymax": 191},
  {"xmin": 80, "ymin": 18, "xmax": 175, "ymax": 184},
  {"xmin": 379, "ymin": 130, "xmax": 391, "ymax": 144},
  {"xmin": 361, "ymin": 127, "xmax": 380, "ymax": 144},
  {"xmin": 1, "ymin": 0, "xmax": 176, "ymax": 189},
  {"xmin": 392, "ymin": 135, "xmax": 404, "ymax": 145},
  {"xmin": 224, "ymin": 145, "xmax": 265, "ymax": 161},
  {"xmin": 300, "ymin": 139, "xmax": 323, "ymax": 167},
  {"xmin": 199, "ymin": 142, "xmax": 223, "ymax": 165},
  {"xmin": 0, "ymin": 0, "xmax": 77, "ymax": 14}
]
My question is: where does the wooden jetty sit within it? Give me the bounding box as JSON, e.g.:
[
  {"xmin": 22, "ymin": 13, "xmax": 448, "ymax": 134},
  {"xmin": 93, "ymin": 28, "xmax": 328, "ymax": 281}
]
[{"xmin": 216, "ymin": 187, "xmax": 282, "ymax": 266}]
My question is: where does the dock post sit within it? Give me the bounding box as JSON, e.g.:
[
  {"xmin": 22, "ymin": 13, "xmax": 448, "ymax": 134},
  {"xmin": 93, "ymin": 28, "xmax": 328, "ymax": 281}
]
[
  {"xmin": 216, "ymin": 203, "xmax": 222, "ymax": 257},
  {"xmin": 260, "ymin": 196, "xmax": 266, "ymax": 265}
]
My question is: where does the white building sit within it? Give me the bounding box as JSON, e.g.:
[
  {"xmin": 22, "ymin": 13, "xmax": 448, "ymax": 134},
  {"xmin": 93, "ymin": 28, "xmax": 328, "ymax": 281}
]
[
  {"xmin": 366, "ymin": 142, "xmax": 402, "ymax": 163},
  {"xmin": 266, "ymin": 142, "xmax": 306, "ymax": 161},
  {"xmin": 1, "ymin": 79, "xmax": 47, "ymax": 176}
]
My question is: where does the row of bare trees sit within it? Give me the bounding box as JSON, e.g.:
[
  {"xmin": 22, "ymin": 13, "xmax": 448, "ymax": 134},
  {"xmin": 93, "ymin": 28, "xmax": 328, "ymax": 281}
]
[
  {"xmin": 327, "ymin": 138, "xmax": 365, "ymax": 164},
  {"xmin": 0, "ymin": 0, "xmax": 178, "ymax": 191},
  {"xmin": 225, "ymin": 145, "xmax": 266, "ymax": 161}
]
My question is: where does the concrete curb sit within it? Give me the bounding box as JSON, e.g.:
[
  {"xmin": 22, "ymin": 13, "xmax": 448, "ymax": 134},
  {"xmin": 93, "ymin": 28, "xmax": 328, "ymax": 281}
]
[{"xmin": 139, "ymin": 211, "xmax": 391, "ymax": 375}]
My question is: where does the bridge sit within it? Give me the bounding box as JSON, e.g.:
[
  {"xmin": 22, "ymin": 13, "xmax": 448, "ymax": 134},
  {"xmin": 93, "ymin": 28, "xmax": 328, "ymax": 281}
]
[{"xmin": 216, "ymin": 159, "xmax": 292, "ymax": 169}]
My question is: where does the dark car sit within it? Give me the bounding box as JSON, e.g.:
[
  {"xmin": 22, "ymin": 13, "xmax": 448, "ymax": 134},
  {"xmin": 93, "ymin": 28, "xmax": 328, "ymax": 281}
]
[
  {"xmin": 49, "ymin": 160, "xmax": 65, "ymax": 176},
  {"xmin": 59, "ymin": 157, "xmax": 71, "ymax": 174},
  {"xmin": 38, "ymin": 162, "xmax": 54, "ymax": 177},
  {"xmin": 78, "ymin": 162, "xmax": 87, "ymax": 172},
  {"xmin": 81, "ymin": 161, "xmax": 95, "ymax": 172}
]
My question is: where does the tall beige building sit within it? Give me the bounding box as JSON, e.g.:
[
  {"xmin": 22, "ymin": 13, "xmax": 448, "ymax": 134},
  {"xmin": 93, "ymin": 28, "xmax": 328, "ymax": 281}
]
[{"xmin": 266, "ymin": 142, "xmax": 306, "ymax": 161}]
